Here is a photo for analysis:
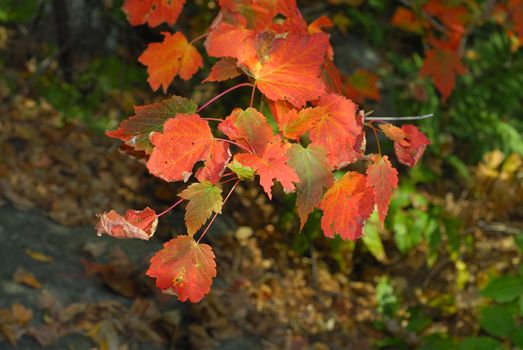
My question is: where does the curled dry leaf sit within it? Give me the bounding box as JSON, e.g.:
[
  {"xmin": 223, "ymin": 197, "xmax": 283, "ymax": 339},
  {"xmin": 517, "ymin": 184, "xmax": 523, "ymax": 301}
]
[
  {"xmin": 96, "ymin": 207, "xmax": 158, "ymax": 240},
  {"xmin": 393, "ymin": 125, "xmax": 431, "ymax": 167},
  {"xmin": 379, "ymin": 123, "xmax": 430, "ymax": 167}
]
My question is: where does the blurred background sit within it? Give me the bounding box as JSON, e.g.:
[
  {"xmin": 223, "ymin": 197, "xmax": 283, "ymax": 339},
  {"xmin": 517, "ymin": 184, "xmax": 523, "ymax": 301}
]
[{"xmin": 0, "ymin": 0, "xmax": 522, "ymax": 349}]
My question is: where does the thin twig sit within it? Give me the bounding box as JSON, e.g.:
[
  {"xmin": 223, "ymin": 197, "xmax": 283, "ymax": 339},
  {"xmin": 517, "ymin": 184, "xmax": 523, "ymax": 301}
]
[
  {"xmin": 215, "ymin": 138, "xmax": 253, "ymax": 153},
  {"xmin": 157, "ymin": 198, "xmax": 184, "ymax": 217},
  {"xmin": 249, "ymin": 82, "xmax": 257, "ymax": 108},
  {"xmin": 197, "ymin": 82, "xmax": 254, "ymax": 113},
  {"xmin": 189, "ymin": 32, "xmax": 209, "ymax": 45},
  {"xmin": 368, "ymin": 123, "xmax": 382, "ymax": 156},
  {"xmin": 365, "ymin": 113, "xmax": 434, "ymax": 121},
  {"xmin": 203, "ymin": 117, "xmax": 224, "ymax": 122}
]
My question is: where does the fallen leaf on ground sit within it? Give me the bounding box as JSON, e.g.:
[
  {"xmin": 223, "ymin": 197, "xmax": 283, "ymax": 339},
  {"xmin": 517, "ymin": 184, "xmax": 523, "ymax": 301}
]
[
  {"xmin": 13, "ymin": 267, "xmax": 43, "ymax": 289},
  {"xmin": 25, "ymin": 249, "xmax": 53, "ymax": 263}
]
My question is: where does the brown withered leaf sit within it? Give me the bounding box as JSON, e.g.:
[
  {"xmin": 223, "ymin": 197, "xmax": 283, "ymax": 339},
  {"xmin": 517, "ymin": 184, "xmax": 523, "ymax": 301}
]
[
  {"xmin": 11, "ymin": 304, "xmax": 33, "ymax": 325},
  {"xmin": 13, "ymin": 267, "xmax": 43, "ymax": 289}
]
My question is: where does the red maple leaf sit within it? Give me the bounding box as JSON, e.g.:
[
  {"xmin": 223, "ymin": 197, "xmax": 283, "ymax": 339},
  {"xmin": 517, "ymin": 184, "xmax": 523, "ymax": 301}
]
[
  {"xmin": 319, "ymin": 172, "xmax": 374, "ymax": 241},
  {"xmin": 138, "ymin": 32, "xmax": 202, "ymax": 93},
  {"xmin": 147, "ymin": 235, "xmax": 216, "ymax": 303},
  {"xmin": 366, "ymin": 155, "xmax": 398, "ymax": 225},
  {"xmin": 122, "ymin": 0, "xmax": 185, "ymax": 27},
  {"xmin": 218, "ymin": 107, "xmax": 274, "ymax": 154},
  {"xmin": 237, "ymin": 32, "xmax": 329, "ymax": 107},
  {"xmin": 235, "ymin": 138, "xmax": 300, "ymax": 199},
  {"xmin": 106, "ymin": 96, "xmax": 197, "ymax": 154},
  {"xmin": 147, "ymin": 114, "xmax": 214, "ymax": 182},
  {"xmin": 203, "ymin": 58, "xmax": 241, "ymax": 83},
  {"xmin": 96, "ymin": 207, "xmax": 158, "ymax": 240},
  {"xmin": 196, "ymin": 141, "xmax": 231, "ymax": 184},
  {"xmin": 420, "ymin": 48, "xmax": 465, "ymax": 102}
]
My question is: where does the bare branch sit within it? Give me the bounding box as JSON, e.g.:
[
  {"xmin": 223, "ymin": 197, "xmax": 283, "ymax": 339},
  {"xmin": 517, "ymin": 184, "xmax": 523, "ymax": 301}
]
[{"xmin": 365, "ymin": 113, "xmax": 434, "ymax": 121}]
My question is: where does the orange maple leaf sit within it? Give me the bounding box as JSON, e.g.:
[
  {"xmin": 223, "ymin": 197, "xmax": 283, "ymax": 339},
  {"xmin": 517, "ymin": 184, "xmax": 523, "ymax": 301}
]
[
  {"xmin": 319, "ymin": 172, "xmax": 374, "ymax": 241},
  {"xmin": 238, "ymin": 32, "xmax": 329, "ymax": 107},
  {"xmin": 147, "ymin": 235, "xmax": 216, "ymax": 303},
  {"xmin": 122, "ymin": 0, "xmax": 185, "ymax": 27},
  {"xmin": 138, "ymin": 32, "xmax": 202, "ymax": 93},
  {"xmin": 205, "ymin": 22, "xmax": 254, "ymax": 59}
]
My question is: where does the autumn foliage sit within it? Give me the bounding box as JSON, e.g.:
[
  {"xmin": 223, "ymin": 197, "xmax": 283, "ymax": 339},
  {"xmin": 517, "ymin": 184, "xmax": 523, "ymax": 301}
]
[
  {"xmin": 96, "ymin": 0, "xmax": 432, "ymax": 303},
  {"xmin": 391, "ymin": 0, "xmax": 523, "ymax": 102}
]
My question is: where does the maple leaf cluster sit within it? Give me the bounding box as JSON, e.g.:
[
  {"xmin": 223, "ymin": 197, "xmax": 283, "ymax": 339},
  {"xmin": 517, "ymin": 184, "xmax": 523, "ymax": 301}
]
[
  {"xmin": 96, "ymin": 0, "xmax": 430, "ymax": 303},
  {"xmin": 392, "ymin": 0, "xmax": 523, "ymax": 102}
]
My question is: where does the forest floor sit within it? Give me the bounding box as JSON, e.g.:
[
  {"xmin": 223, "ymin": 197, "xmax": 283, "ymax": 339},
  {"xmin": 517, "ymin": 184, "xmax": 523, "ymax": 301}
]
[{"xmin": 1, "ymin": 88, "xmax": 522, "ymax": 350}]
